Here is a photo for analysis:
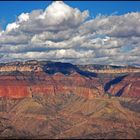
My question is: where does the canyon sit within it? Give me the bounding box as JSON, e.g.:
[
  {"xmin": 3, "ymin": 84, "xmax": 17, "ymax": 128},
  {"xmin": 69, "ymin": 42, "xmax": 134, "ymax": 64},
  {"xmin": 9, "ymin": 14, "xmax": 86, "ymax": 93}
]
[
  {"xmin": 0, "ymin": 60, "xmax": 139, "ymax": 139},
  {"xmin": 0, "ymin": 60, "xmax": 140, "ymax": 99}
]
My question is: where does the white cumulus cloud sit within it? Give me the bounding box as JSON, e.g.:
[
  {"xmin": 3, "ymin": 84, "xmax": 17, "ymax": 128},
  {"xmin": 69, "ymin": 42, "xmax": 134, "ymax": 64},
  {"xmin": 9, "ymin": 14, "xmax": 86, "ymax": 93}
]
[
  {"xmin": 18, "ymin": 13, "xmax": 29, "ymax": 22},
  {"xmin": 0, "ymin": 1, "xmax": 140, "ymax": 66},
  {"xmin": 6, "ymin": 22, "xmax": 20, "ymax": 32}
]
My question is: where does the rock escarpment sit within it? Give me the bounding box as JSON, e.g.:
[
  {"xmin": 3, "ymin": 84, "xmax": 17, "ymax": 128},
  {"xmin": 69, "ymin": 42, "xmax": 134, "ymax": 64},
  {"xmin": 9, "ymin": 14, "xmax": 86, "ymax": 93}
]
[
  {"xmin": 0, "ymin": 60, "xmax": 140, "ymax": 139},
  {"xmin": 0, "ymin": 60, "xmax": 139, "ymax": 99}
]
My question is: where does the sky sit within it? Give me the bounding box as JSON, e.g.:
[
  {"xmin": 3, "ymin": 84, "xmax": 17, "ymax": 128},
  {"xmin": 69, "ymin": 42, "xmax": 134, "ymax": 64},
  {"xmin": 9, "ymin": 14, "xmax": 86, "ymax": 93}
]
[
  {"xmin": 1, "ymin": 1, "xmax": 140, "ymax": 29},
  {"xmin": 0, "ymin": 1, "xmax": 140, "ymax": 66}
]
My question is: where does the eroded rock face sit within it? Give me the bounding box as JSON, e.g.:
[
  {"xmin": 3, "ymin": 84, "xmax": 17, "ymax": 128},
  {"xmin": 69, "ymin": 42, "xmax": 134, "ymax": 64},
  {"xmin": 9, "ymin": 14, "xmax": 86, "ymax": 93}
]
[
  {"xmin": 104, "ymin": 74, "xmax": 140, "ymax": 97},
  {"xmin": 0, "ymin": 73, "xmax": 101, "ymax": 99},
  {"xmin": 0, "ymin": 60, "xmax": 139, "ymax": 99},
  {"xmin": 0, "ymin": 94, "xmax": 139, "ymax": 139},
  {"xmin": 0, "ymin": 61, "xmax": 140, "ymax": 139}
]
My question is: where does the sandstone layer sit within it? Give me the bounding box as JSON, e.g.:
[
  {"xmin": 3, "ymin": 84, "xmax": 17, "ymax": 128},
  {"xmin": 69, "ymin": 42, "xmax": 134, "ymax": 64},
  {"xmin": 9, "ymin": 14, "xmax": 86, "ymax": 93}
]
[
  {"xmin": 0, "ymin": 61, "xmax": 140, "ymax": 99},
  {"xmin": 0, "ymin": 61, "xmax": 140, "ymax": 139}
]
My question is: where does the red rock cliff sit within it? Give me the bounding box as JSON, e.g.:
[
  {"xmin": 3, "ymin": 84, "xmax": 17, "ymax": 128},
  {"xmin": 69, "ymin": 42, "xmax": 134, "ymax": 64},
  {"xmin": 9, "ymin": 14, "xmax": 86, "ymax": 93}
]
[{"xmin": 0, "ymin": 61, "xmax": 139, "ymax": 99}]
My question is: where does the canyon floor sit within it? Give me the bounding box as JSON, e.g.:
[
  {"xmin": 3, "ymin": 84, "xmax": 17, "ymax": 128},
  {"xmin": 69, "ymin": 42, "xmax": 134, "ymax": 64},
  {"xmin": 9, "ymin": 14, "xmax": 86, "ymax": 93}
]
[{"xmin": 0, "ymin": 95, "xmax": 140, "ymax": 139}]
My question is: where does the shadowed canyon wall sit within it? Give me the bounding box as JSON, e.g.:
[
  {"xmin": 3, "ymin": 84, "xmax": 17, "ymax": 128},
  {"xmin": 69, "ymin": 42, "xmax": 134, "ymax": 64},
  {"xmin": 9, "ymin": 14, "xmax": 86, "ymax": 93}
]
[{"xmin": 0, "ymin": 61, "xmax": 139, "ymax": 99}]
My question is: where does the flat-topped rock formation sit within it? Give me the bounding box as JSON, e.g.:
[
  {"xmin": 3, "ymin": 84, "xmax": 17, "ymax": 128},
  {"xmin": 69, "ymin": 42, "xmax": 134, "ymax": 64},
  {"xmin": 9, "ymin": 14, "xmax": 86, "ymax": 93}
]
[
  {"xmin": 0, "ymin": 60, "xmax": 140, "ymax": 74},
  {"xmin": 88, "ymin": 68, "xmax": 140, "ymax": 73}
]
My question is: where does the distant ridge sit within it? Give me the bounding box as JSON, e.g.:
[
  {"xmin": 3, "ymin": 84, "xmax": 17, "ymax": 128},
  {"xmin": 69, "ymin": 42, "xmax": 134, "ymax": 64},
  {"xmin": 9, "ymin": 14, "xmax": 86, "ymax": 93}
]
[{"xmin": 0, "ymin": 60, "xmax": 140, "ymax": 75}]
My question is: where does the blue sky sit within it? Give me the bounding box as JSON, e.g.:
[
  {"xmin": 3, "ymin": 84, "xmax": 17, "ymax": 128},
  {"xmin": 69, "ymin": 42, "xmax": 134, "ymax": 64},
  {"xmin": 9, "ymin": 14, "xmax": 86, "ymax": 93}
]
[
  {"xmin": 0, "ymin": 1, "xmax": 140, "ymax": 30},
  {"xmin": 0, "ymin": 1, "xmax": 140, "ymax": 65}
]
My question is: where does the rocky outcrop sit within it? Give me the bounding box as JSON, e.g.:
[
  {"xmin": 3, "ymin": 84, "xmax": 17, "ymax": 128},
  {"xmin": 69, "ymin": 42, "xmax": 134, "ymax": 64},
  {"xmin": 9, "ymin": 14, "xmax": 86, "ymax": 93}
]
[
  {"xmin": 0, "ymin": 61, "xmax": 139, "ymax": 139},
  {"xmin": 0, "ymin": 95, "xmax": 139, "ymax": 139},
  {"xmin": 89, "ymin": 68, "xmax": 140, "ymax": 73},
  {"xmin": 78, "ymin": 64, "xmax": 140, "ymax": 73},
  {"xmin": 106, "ymin": 74, "xmax": 140, "ymax": 97},
  {"xmin": 1, "ymin": 60, "xmax": 140, "ymax": 74},
  {"xmin": 0, "ymin": 65, "xmax": 42, "ymax": 72},
  {"xmin": 0, "ymin": 72, "xmax": 101, "ymax": 99},
  {"xmin": 0, "ymin": 61, "xmax": 139, "ymax": 99}
]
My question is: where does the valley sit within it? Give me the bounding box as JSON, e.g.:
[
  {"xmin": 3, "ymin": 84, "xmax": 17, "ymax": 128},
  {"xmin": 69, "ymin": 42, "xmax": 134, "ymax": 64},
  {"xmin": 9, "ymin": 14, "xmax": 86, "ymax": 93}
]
[{"xmin": 0, "ymin": 60, "xmax": 139, "ymax": 139}]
